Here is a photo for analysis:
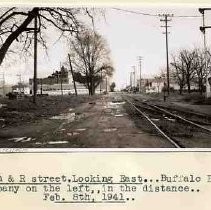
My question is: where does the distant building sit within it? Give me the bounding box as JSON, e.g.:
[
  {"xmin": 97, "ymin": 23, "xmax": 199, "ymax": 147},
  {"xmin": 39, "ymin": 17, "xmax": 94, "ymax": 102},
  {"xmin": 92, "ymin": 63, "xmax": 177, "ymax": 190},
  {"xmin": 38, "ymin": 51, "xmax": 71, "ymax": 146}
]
[
  {"xmin": 137, "ymin": 77, "xmax": 198, "ymax": 93},
  {"xmin": 29, "ymin": 67, "xmax": 108, "ymax": 95},
  {"xmin": 0, "ymin": 85, "xmax": 12, "ymax": 97},
  {"xmin": 137, "ymin": 78, "xmax": 177, "ymax": 93},
  {"xmin": 12, "ymin": 83, "xmax": 30, "ymax": 94}
]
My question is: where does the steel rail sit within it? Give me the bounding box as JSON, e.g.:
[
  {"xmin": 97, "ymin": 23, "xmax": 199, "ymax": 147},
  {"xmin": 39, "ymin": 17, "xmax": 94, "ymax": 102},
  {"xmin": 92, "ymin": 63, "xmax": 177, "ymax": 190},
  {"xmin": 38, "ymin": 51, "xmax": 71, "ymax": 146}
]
[
  {"xmin": 125, "ymin": 98, "xmax": 181, "ymax": 148},
  {"xmin": 149, "ymin": 104, "xmax": 211, "ymax": 133}
]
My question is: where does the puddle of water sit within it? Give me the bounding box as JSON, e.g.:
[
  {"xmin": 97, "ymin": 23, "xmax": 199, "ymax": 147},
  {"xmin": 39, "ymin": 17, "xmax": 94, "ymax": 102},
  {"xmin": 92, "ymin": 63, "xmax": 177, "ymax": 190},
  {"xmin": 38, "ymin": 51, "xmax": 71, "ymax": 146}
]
[
  {"xmin": 0, "ymin": 104, "xmax": 7, "ymax": 109},
  {"xmin": 51, "ymin": 113, "xmax": 76, "ymax": 123},
  {"xmin": 138, "ymin": 131, "xmax": 145, "ymax": 134},
  {"xmin": 48, "ymin": 141, "xmax": 69, "ymax": 145},
  {"xmin": 51, "ymin": 112, "xmax": 84, "ymax": 124},
  {"xmin": 35, "ymin": 142, "xmax": 43, "ymax": 145},
  {"xmin": 105, "ymin": 101, "xmax": 125, "ymax": 109},
  {"xmin": 69, "ymin": 108, "xmax": 74, "ymax": 111},
  {"xmin": 21, "ymin": 138, "xmax": 35, "ymax": 142},
  {"xmin": 104, "ymin": 128, "xmax": 117, "ymax": 132},
  {"xmin": 114, "ymin": 114, "xmax": 124, "ymax": 117},
  {"xmin": 164, "ymin": 116, "xmax": 176, "ymax": 122},
  {"xmin": 75, "ymin": 128, "xmax": 87, "ymax": 131},
  {"xmin": 67, "ymin": 132, "xmax": 80, "ymax": 136},
  {"xmin": 151, "ymin": 118, "xmax": 160, "ymax": 121},
  {"xmin": 8, "ymin": 137, "xmax": 35, "ymax": 142},
  {"xmin": 167, "ymin": 118, "xmax": 176, "ymax": 122},
  {"xmin": 111, "ymin": 101, "xmax": 125, "ymax": 105}
]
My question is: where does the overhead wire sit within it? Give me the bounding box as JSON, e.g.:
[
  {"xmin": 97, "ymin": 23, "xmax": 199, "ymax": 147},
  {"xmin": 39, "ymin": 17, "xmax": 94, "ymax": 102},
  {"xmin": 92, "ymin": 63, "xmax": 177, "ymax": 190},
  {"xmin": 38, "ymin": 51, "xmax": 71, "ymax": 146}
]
[{"xmin": 111, "ymin": 7, "xmax": 201, "ymax": 18}]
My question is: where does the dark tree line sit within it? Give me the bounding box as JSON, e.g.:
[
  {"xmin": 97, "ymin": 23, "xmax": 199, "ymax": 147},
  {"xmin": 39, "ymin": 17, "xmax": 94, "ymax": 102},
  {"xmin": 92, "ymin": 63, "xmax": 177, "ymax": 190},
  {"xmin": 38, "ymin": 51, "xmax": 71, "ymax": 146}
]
[{"xmin": 170, "ymin": 48, "xmax": 211, "ymax": 94}]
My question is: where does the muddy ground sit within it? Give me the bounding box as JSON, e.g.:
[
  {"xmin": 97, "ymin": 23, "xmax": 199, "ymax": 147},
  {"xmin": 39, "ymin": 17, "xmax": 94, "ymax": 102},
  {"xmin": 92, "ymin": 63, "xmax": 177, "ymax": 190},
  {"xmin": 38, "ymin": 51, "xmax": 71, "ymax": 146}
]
[
  {"xmin": 0, "ymin": 93, "xmax": 173, "ymax": 148},
  {"xmin": 0, "ymin": 92, "xmax": 211, "ymax": 148}
]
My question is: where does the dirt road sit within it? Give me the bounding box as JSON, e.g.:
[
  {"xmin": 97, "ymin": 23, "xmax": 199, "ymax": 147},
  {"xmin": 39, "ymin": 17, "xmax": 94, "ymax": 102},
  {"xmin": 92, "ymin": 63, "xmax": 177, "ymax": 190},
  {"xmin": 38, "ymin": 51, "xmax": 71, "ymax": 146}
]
[{"xmin": 0, "ymin": 94, "xmax": 174, "ymax": 148}]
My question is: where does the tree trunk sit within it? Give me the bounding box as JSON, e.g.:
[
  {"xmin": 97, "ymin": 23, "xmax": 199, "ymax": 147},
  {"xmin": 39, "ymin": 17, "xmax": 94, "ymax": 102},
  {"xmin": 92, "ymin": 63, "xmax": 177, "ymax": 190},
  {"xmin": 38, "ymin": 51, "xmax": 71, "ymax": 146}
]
[
  {"xmin": 187, "ymin": 77, "xmax": 191, "ymax": 93},
  {"xmin": 0, "ymin": 8, "xmax": 39, "ymax": 66},
  {"xmin": 199, "ymin": 80, "xmax": 203, "ymax": 95},
  {"xmin": 90, "ymin": 79, "xmax": 95, "ymax": 95},
  {"xmin": 179, "ymin": 86, "xmax": 183, "ymax": 95}
]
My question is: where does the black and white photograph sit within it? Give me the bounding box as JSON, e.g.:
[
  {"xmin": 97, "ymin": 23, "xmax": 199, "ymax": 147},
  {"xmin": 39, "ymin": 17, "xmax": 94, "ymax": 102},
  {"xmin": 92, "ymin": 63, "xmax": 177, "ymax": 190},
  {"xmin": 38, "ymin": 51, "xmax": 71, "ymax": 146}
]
[{"xmin": 0, "ymin": 5, "xmax": 211, "ymax": 148}]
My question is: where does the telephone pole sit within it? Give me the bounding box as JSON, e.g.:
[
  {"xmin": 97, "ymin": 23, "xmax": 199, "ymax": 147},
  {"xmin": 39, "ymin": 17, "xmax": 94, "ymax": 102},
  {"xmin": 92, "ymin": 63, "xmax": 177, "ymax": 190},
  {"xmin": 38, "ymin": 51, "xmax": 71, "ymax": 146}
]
[
  {"xmin": 132, "ymin": 65, "xmax": 136, "ymax": 88},
  {"xmin": 33, "ymin": 15, "xmax": 38, "ymax": 103},
  {"xmin": 138, "ymin": 56, "xmax": 142, "ymax": 92},
  {"xmin": 159, "ymin": 14, "xmax": 173, "ymax": 96},
  {"xmin": 0, "ymin": 70, "xmax": 5, "ymax": 97},
  {"xmin": 130, "ymin": 72, "xmax": 132, "ymax": 88},
  {"xmin": 68, "ymin": 54, "xmax": 78, "ymax": 96},
  {"xmin": 17, "ymin": 74, "xmax": 22, "ymax": 92},
  {"xmin": 199, "ymin": 8, "xmax": 211, "ymax": 98}
]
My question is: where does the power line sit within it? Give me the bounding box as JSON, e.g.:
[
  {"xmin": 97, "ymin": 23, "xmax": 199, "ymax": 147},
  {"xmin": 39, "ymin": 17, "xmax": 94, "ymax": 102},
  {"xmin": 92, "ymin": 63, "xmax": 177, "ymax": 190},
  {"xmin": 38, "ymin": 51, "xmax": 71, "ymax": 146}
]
[
  {"xmin": 111, "ymin": 7, "xmax": 200, "ymax": 18},
  {"xmin": 173, "ymin": 15, "xmax": 200, "ymax": 18},
  {"xmin": 112, "ymin": 7, "xmax": 159, "ymax": 17}
]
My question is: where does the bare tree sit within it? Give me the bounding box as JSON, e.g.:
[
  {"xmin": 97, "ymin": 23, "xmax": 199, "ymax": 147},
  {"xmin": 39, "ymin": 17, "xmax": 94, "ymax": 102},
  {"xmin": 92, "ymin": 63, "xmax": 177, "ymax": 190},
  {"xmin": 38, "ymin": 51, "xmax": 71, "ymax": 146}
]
[
  {"xmin": 179, "ymin": 49, "xmax": 196, "ymax": 93},
  {"xmin": 69, "ymin": 29, "xmax": 114, "ymax": 95},
  {"xmin": 0, "ymin": 7, "xmax": 95, "ymax": 65},
  {"xmin": 170, "ymin": 54, "xmax": 186, "ymax": 94},
  {"xmin": 193, "ymin": 49, "xmax": 211, "ymax": 94},
  {"xmin": 170, "ymin": 49, "xmax": 197, "ymax": 94}
]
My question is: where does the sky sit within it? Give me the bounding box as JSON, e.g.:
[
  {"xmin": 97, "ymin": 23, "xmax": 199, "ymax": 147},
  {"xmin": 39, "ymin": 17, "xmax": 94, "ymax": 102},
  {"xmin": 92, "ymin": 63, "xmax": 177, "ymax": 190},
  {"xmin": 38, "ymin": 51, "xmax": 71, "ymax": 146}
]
[{"xmin": 1, "ymin": 5, "xmax": 211, "ymax": 89}]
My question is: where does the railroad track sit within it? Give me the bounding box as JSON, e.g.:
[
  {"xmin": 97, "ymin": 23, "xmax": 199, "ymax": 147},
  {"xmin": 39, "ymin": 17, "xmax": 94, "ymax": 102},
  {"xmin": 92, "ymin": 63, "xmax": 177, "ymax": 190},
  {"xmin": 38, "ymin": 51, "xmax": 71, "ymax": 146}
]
[
  {"xmin": 124, "ymin": 95, "xmax": 211, "ymax": 148},
  {"xmin": 147, "ymin": 103, "xmax": 211, "ymax": 133},
  {"xmin": 125, "ymin": 98, "xmax": 181, "ymax": 148}
]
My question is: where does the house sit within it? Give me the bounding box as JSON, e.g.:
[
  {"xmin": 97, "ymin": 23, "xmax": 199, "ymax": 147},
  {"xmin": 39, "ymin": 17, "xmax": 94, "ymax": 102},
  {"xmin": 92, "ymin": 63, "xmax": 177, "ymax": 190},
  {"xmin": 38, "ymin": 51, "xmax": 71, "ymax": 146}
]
[{"xmin": 137, "ymin": 78, "xmax": 180, "ymax": 93}]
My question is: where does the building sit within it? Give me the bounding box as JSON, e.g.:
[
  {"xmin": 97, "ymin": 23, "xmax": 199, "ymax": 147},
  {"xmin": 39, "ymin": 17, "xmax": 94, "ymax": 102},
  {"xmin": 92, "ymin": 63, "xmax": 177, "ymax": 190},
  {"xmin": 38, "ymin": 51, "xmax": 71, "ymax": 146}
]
[
  {"xmin": 137, "ymin": 78, "xmax": 179, "ymax": 93},
  {"xmin": 137, "ymin": 77, "xmax": 199, "ymax": 94},
  {"xmin": 0, "ymin": 85, "xmax": 12, "ymax": 97},
  {"xmin": 29, "ymin": 67, "xmax": 108, "ymax": 95}
]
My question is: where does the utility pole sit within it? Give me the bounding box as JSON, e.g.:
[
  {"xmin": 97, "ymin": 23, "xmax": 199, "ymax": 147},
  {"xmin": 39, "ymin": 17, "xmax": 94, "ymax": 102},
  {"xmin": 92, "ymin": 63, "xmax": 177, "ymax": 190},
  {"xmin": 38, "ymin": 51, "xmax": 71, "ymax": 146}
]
[
  {"xmin": 2, "ymin": 71, "xmax": 5, "ymax": 96},
  {"xmin": 159, "ymin": 14, "xmax": 173, "ymax": 96},
  {"xmin": 131, "ymin": 65, "xmax": 136, "ymax": 90},
  {"xmin": 0, "ymin": 70, "xmax": 5, "ymax": 97},
  {"xmin": 130, "ymin": 72, "xmax": 132, "ymax": 88},
  {"xmin": 100, "ymin": 69, "xmax": 102, "ymax": 94},
  {"xmin": 33, "ymin": 15, "xmax": 38, "ymax": 103},
  {"xmin": 60, "ymin": 74, "xmax": 63, "ymax": 96},
  {"xmin": 60, "ymin": 64, "xmax": 64, "ymax": 97},
  {"xmin": 199, "ymin": 9, "xmax": 207, "ymax": 49},
  {"xmin": 138, "ymin": 56, "xmax": 142, "ymax": 92},
  {"xmin": 40, "ymin": 78, "xmax": 43, "ymax": 95},
  {"xmin": 17, "ymin": 74, "xmax": 22, "ymax": 92},
  {"xmin": 199, "ymin": 8, "xmax": 211, "ymax": 98},
  {"xmin": 68, "ymin": 54, "xmax": 78, "ymax": 96},
  {"xmin": 105, "ymin": 76, "xmax": 108, "ymax": 93}
]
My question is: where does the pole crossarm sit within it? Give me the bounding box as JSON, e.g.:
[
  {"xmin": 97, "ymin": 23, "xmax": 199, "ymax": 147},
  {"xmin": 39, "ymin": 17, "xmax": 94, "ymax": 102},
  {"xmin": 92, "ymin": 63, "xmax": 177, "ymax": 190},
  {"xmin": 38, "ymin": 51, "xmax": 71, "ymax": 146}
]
[
  {"xmin": 200, "ymin": 26, "xmax": 211, "ymax": 32},
  {"xmin": 199, "ymin": 8, "xmax": 211, "ymax": 14}
]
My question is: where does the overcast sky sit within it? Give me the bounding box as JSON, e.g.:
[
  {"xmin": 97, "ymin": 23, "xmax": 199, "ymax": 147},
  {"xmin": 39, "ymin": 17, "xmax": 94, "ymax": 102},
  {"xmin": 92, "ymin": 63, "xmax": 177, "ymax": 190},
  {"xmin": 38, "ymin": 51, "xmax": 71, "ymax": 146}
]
[{"xmin": 2, "ymin": 5, "xmax": 211, "ymax": 89}]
